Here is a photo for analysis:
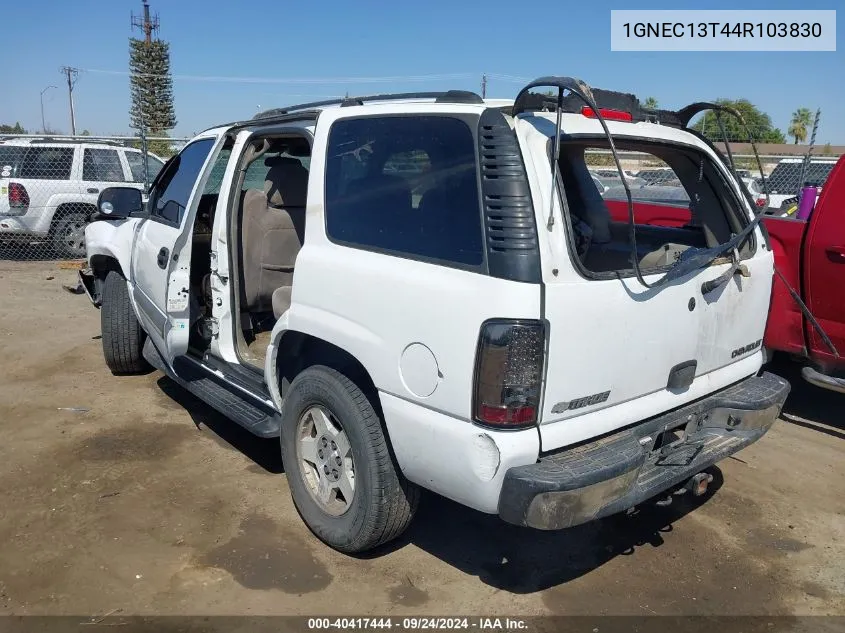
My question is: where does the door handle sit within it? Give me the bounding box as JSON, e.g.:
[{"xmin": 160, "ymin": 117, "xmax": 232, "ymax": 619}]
[
  {"xmin": 826, "ymin": 247, "xmax": 845, "ymax": 264},
  {"xmin": 157, "ymin": 247, "xmax": 170, "ymax": 269},
  {"xmin": 87, "ymin": 187, "xmax": 99, "ymax": 194}
]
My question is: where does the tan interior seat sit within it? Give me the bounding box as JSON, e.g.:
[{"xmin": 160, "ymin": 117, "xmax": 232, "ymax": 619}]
[{"xmin": 241, "ymin": 157, "xmax": 307, "ymax": 317}]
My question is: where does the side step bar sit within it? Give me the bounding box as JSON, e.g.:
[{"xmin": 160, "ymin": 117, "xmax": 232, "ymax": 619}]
[
  {"xmin": 143, "ymin": 339, "xmax": 282, "ymax": 438},
  {"xmin": 802, "ymin": 366, "xmax": 845, "ymax": 394}
]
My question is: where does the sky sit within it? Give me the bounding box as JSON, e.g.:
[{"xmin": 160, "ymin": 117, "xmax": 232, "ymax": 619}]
[{"xmin": 1, "ymin": 0, "xmax": 842, "ymax": 142}]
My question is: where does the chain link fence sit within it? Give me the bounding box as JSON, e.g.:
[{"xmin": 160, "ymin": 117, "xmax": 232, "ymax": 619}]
[{"xmin": 0, "ymin": 134, "xmax": 188, "ymax": 261}]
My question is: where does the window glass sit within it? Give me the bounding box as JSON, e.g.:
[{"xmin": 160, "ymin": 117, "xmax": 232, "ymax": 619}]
[
  {"xmin": 325, "ymin": 116, "xmax": 483, "ymax": 266},
  {"xmin": 203, "ymin": 149, "xmax": 232, "ymax": 195},
  {"xmin": 0, "ymin": 146, "xmax": 26, "ymax": 177},
  {"xmin": 83, "ymin": 148, "xmax": 124, "ymax": 182},
  {"xmin": 19, "ymin": 147, "xmax": 74, "ymax": 180},
  {"xmin": 242, "ymin": 151, "xmax": 309, "ymax": 192},
  {"xmin": 149, "ymin": 139, "xmax": 214, "ymax": 224},
  {"xmin": 126, "ymin": 151, "xmax": 166, "ymax": 183}
]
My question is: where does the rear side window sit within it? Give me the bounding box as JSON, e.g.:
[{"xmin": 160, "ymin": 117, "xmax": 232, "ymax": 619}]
[
  {"xmin": 0, "ymin": 146, "xmax": 25, "ymax": 178},
  {"xmin": 83, "ymin": 148, "xmax": 124, "ymax": 182},
  {"xmin": 325, "ymin": 116, "xmax": 483, "ymax": 267},
  {"xmin": 19, "ymin": 147, "xmax": 74, "ymax": 180}
]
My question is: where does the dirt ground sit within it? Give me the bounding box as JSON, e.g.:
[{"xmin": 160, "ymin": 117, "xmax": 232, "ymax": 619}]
[{"xmin": 0, "ymin": 260, "xmax": 843, "ymax": 619}]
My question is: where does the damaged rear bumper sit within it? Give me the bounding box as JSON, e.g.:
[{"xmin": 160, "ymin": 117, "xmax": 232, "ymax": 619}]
[{"xmin": 498, "ymin": 371, "xmax": 790, "ymax": 530}]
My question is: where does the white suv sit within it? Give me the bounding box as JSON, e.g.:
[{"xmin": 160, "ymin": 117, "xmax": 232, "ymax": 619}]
[
  {"xmin": 0, "ymin": 138, "xmax": 165, "ymax": 257},
  {"xmin": 80, "ymin": 81, "xmax": 789, "ymax": 553}
]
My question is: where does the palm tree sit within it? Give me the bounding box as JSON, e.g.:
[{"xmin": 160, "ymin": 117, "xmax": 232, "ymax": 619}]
[
  {"xmin": 642, "ymin": 97, "xmax": 659, "ymax": 110},
  {"xmin": 788, "ymin": 108, "xmax": 813, "ymax": 144}
]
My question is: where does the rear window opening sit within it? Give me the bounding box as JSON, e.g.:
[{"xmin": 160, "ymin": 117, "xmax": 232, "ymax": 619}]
[{"xmin": 556, "ymin": 138, "xmax": 753, "ymax": 277}]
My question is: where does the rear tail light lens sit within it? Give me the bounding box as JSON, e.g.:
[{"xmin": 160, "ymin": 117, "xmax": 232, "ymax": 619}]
[
  {"xmin": 755, "ymin": 196, "xmax": 767, "ymax": 208},
  {"xmin": 581, "ymin": 106, "xmax": 633, "ymax": 122},
  {"xmin": 473, "ymin": 320, "xmax": 546, "ymax": 428},
  {"xmin": 9, "ymin": 183, "xmax": 29, "ymax": 209}
]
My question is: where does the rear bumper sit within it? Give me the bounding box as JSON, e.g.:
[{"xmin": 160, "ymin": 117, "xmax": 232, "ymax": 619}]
[{"xmin": 498, "ymin": 371, "xmax": 790, "ymax": 530}]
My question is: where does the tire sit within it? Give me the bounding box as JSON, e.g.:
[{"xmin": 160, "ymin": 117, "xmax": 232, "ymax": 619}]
[
  {"xmin": 51, "ymin": 209, "xmax": 89, "ymax": 259},
  {"xmin": 280, "ymin": 365, "xmax": 419, "ymax": 553},
  {"xmin": 101, "ymin": 270, "xmax": 150, "ymax": 375}
]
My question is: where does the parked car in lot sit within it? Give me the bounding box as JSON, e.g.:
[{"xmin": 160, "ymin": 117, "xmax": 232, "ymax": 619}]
[
  {"xmin": 0, "ymin": 138, "xmax": 165, "ymax": 257},
  {"xmin": 589, "ymin": 168, "xmax": 644, "ymax": 189},
  {"xmin": 606, "ymin": 155, "xmax": 845, "ymax": 393},
  {"xmin": 79, "ymin": 80, "xmax": 788, "ymax": 553}
]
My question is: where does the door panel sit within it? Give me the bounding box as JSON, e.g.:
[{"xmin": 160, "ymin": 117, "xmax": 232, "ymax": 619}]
[
  {"xmin": 804, "ymin": 159, "xmax": 845, "ymax": 366},
  {"xmin": 131, "ymin": 137, "xmax": 219, "ymax": 362}
]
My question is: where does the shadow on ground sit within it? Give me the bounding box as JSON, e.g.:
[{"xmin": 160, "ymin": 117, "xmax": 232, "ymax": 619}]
[
  {"xmin": 768, "ymin": 358, "xmax": 844, "ymax": 438},
  {"xmin": 153, "ymin": 372, "xmax": 728, "ymax": 589},
  {"xmin": 378, "ymin": 467, "xmax": 724, "ymax": 592},
  {"xmin": 155, "ymin": 376, "xmax": 283, "ymax": 473}
]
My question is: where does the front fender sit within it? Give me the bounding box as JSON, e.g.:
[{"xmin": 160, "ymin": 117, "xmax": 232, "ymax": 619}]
[{"xmin": 85, "ymin": 217, "xmax": 142, "ymax": 278}]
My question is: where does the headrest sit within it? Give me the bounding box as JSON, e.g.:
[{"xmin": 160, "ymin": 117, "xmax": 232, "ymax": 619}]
[{"xmin": 264, "ymin": 157, "xmax": 308, "ymax": 207}]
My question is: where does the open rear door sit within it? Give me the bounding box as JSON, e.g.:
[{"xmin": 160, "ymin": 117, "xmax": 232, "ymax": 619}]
[{"xmin": 803, "ymin": 157, "xmax": 845, "ymax": 366}]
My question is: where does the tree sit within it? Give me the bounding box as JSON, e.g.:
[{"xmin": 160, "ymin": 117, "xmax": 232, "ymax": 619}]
[
  {"xmin": 0, "ymin": 122, "xmax": 27, "ymax": 134},
  {"xmin": 788, "ymin": 107, "xmax": 813, "ymax": 144},
  {"xmin": 690, "ymin": 98, "xmax": 785, "ymax": 144},
  {"xmin": 641, "ymin": 96, "xmax": 659, "ymax": 109},
  {"xmin": 81, "ymin": 129, "xmax": 91, "ymax": 136},
  {"xmin": 129, "ymin": 38, "xmax": 176, "ymax": 135}
]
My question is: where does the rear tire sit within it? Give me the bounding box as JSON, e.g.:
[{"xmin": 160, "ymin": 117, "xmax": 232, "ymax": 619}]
[
  {"xmin": 51, "ymin": 209, "xmax": 89, "ymax": 259},
  {"xmin": 101, "ymin": 270, "xmax": 150, "ymax": 375},
  {"xmin": 280, "ymin": 365, "xmax": 419, "ymax": 553}
]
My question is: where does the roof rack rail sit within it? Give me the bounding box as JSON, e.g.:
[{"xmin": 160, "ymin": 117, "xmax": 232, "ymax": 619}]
[
  {"xmin": 511, "ymin": 76, "xmax": 683, "ymax": 127},
  {"xmin": 253, "ymin": 90, "xmax": 484, "ymax": 120}
]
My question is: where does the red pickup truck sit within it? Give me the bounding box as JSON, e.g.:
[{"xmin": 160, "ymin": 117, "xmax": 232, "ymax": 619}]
[{"xmin": 604, "ymin": 155, "xmax": 844, "ymax": 393}]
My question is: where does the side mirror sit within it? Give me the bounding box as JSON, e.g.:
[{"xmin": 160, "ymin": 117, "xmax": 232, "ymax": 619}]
[{"xmin": 97, "ymin": 187, "xmax": 143, "ymax": 219}]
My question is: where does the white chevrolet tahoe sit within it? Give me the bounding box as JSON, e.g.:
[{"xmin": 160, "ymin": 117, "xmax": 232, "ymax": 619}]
[{"xmin": 79, "ymin": 78, "xmax": 790, "ymax": 553}]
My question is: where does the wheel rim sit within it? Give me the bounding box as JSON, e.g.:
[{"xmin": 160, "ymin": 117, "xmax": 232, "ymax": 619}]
[
  {"xmin": 295, "ymin": 405, "xmax": 355, "ymax": 516},
  {"xmin": 60, "ymin": 217, "xmax": 86, "ymax": 255}
]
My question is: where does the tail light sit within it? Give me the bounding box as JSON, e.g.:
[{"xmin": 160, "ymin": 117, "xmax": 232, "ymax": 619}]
[
  {"xmin": 581, "ymin": 106, "xmax": 633, "ymax": 122},
  {"xmin": 8, "ymin": 183, "xmax": 29, "ymax": 210},
  {"xmin": 473, "ymin": 320, "xmax": 546, "ymax": 428},
  {"xmin": 755, "ymin": 196, "xmax": 767, "ymax": 208}
]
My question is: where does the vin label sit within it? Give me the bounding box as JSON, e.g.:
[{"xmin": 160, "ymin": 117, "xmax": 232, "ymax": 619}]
[{"xmin": 611, "ymin": 10, "xmax": 836, "ymax": 51}]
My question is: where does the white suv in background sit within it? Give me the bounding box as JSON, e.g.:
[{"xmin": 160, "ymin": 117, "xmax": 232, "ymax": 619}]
[{"xmin": 0, "ymin": 138, "xmax": 165, "ymax": 257}]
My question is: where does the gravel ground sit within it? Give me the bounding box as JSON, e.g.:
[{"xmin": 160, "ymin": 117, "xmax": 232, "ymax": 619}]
[{"xmin": 0, "ymin": 260, "xmax": 842, "ymax": 622}]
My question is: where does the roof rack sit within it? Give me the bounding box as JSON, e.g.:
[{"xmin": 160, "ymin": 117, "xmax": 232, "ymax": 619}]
[
  {"xmin": 0, "ymin": 136, "xmax": 131, "ymax": 147},
  {"xmin": 253, "ymin": 90, "xmax": 484, "ymax": 120},
  {"xmin": 511, "ymin": 77, "xmax": 684, "ymax": 127}
]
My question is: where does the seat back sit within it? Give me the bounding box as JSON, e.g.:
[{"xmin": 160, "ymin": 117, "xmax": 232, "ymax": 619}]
[{"xmin": 241, "ymin": 157, "xmax": 308, "ymax": 313}]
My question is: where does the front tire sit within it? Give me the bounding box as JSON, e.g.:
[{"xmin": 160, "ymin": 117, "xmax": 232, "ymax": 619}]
[
  {"xmin": 101, "ymin": 270, "xmax": 150, "ymax": 375},
  {"xmin": 281, "ymin": 365, "xmax": 419, "ymax": 553}
]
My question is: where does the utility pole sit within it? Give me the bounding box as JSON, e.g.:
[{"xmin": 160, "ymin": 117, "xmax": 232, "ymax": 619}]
[
  {"xmin": 40, "ymin": 85, "xmax": 57, "ymax": 133},
  {"xmin": 59, "ymin": 66, "xmax": 78, "ymax": 136},
  {"xmin": 481, "ymin": 74, "xmax": 487, "ymax": 99}
]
